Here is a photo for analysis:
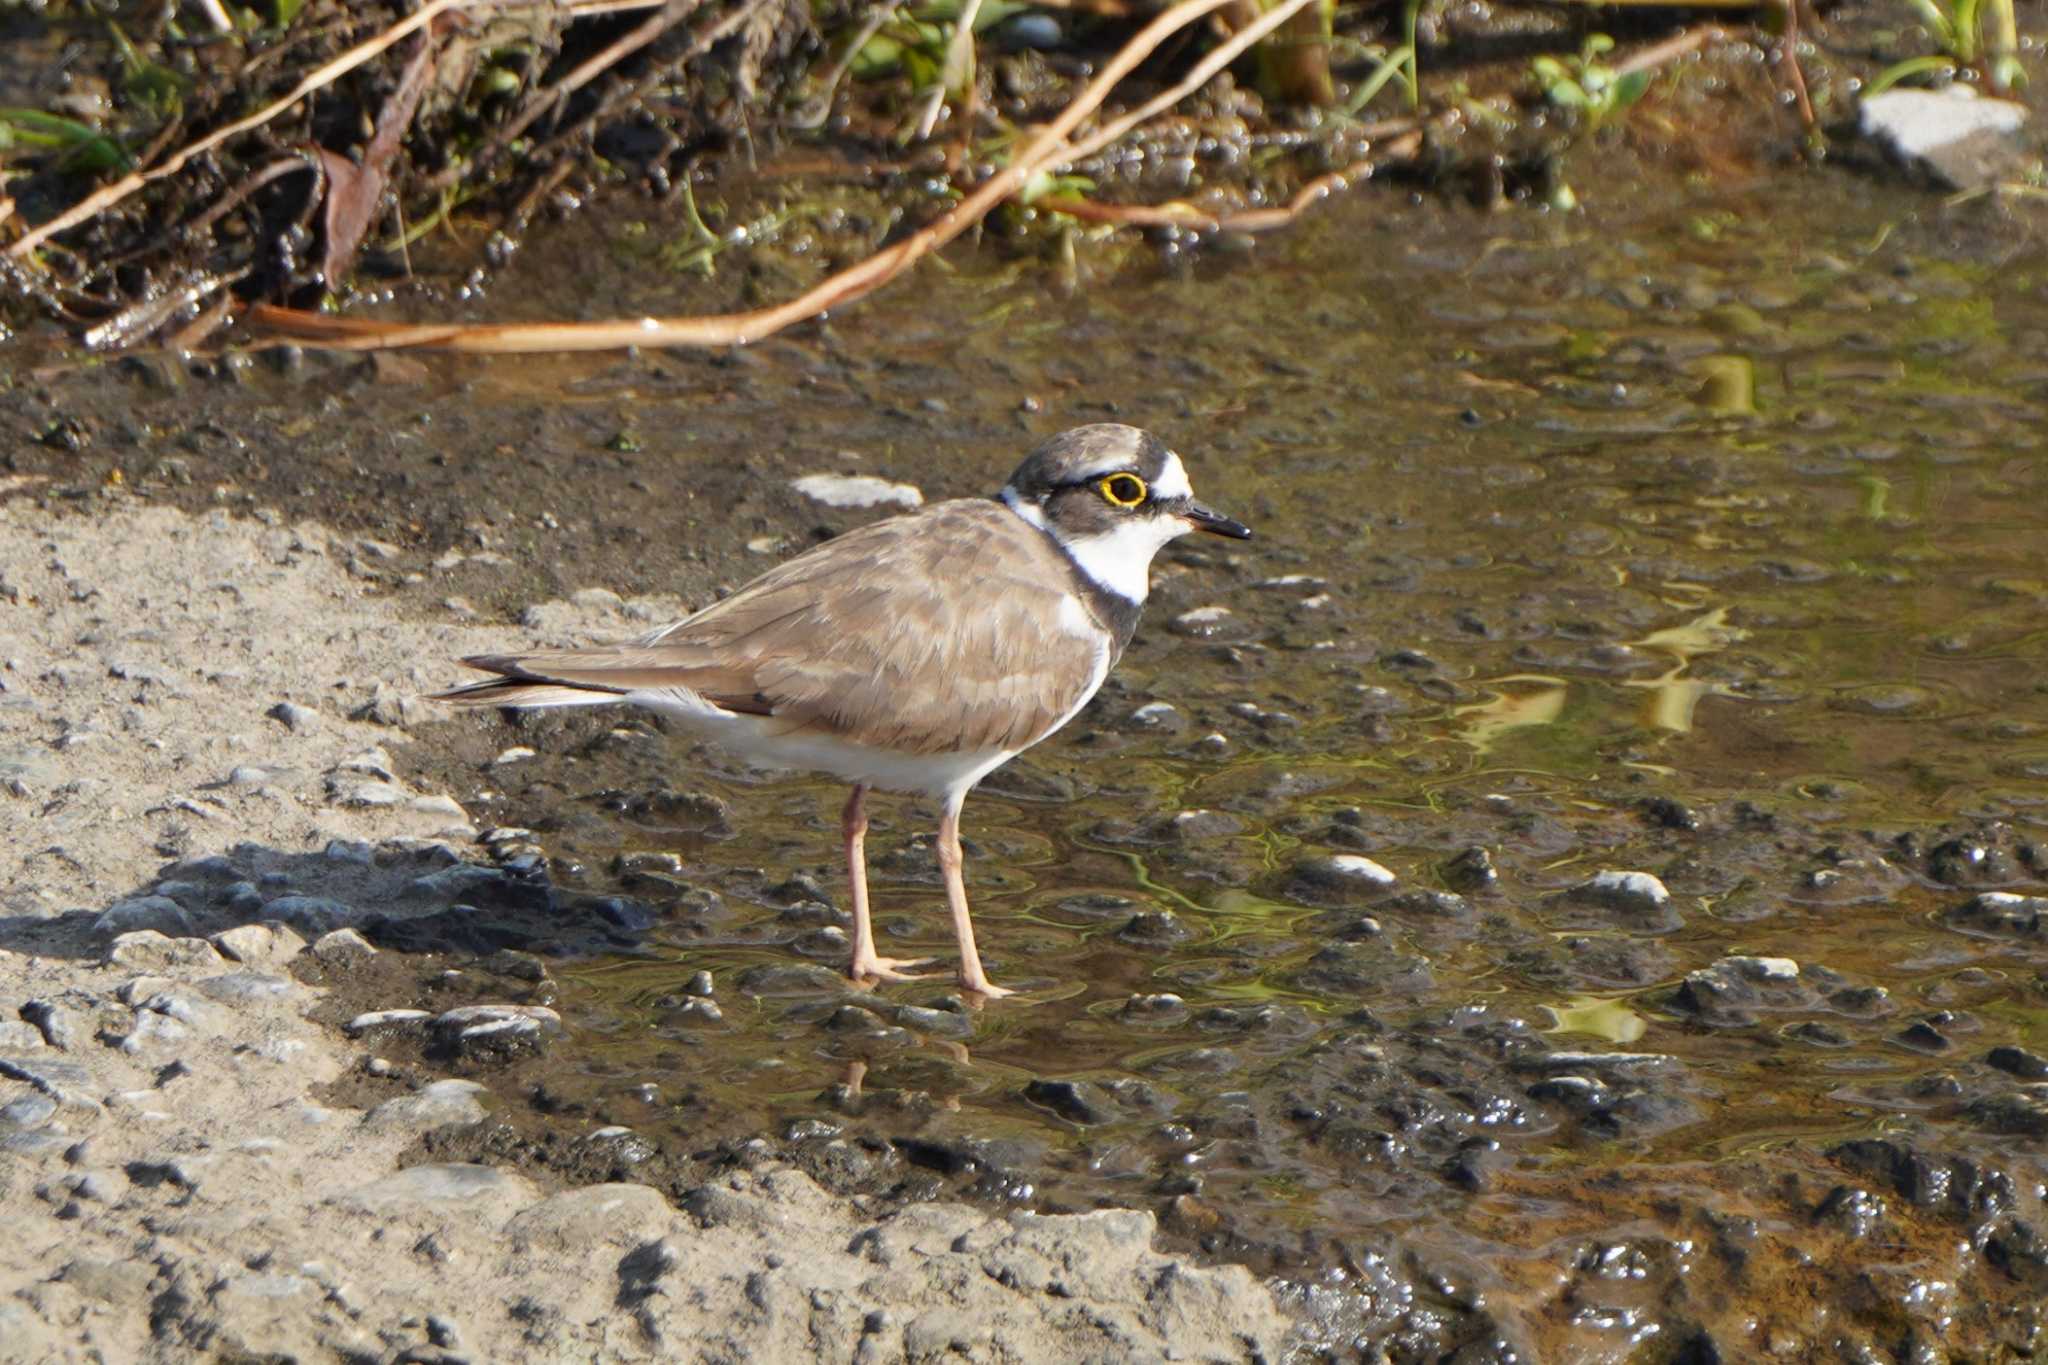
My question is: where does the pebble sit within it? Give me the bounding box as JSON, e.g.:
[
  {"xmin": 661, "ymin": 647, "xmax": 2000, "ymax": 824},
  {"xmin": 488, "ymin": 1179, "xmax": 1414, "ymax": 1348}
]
[
  {"xmin": 351, "ymin": 683, "xmax": 421, "ymax": 728},
  {"xmin": 1169, "ymin": 606, "xmax": 1236, "ymax": 638},
  {"xmin": 91, "ymin": 895, "xmax": 195, "ymax": 939},
  {"xmin": 104, "ymin": 931, "xmax": 220, "ymax": 972},
  {"xmin": 310, "ymin": 927, "xmax": 377, "ymax": 965},
  {"xmin": 363, "ymin": 1079, "xmax": 488, "ymax": 1133},
  {"xmin": 1945, "ymin": 891, "xmax": 2046, "ymax": 937},
  {"xmin": 1166, "ymin": 809, "xmax": 1239, "ymax": 841},
  {"xmin": 493, "ymin": 747, "xmax": 537, "ymax": 765},
  {"xmin": 327, "ymin": 777, "xmax": 405, "ymax": 808},
  {"xmin": 334, "ymin": 747, "xmax": 396, "ymax": 779},
  {"xmin": 505, "ymin": 1183, "xmax": 676, "ymax": 1252},
  {"xmin": 1119, "ymin": 910, "xmax": 1193, "ymax": 946},
  {"xmin": 1122, "ymin": 701, "xmax": 1184, "ymax": 732},
  {"xmin": 1120, "ymin": 993, "xmax": 1189, "ymax": 1024},
  {"xmin": 790, "ymin": 473, "xmax": 923, "ymax": 510},
  {"xmin": 20, "ymin": 1001, "xmax": 79, "ymax": 1051},
  {"xmin": 1441, "ymin": 846, "xmax": 1497, "ymax": 893},
  {"xmin": 1567, "ymin": 870, "xmax": 1672, "ymax": 914},
  {"xmin": 195, "ymin": 972, "xmax": 293, "ymax": 1004},
  {"xmin": 1022, "ymin": 1078, "xmax": 1118, "ymax": 1125},
  {"xmin": 0, "ymin": 1094, "xmax": 57, "ymax": 1130},
  {"xmin": 1965, "ymin": 1088, "xmax": 2048, "ymax": 1138},
  {"xmin": 1987, "ymin": 1046, "xmax": 2048, "ymax": 1080},
  {"xmin": 1857, "ymin": 87, "xmax": 2032, "ymax": 191},
  {"xmin": 343, "ymin": 1009, "xmax": 433, "ymax": 1038},
  {"xmin": 410, "ymin": 794, "xmax": 466, "ymax": 818},
  {"xmin": 267, "ymin": 701, "xmax": 317, "ymax": 732},
  {"xmin": 667, "ymin": 998, "xmax": 724, "ymax": 1024},
  {"xmin": 209, "ymin": 923, "xmax": 286, "ymax": 966},
  {"xmin": 267, "ymin": 897, "xmax": 352, "ymax": 937},
  {"xmin": 115, "ymin": 1009, "xmax": 191, "ymax": 1054},
  {"xmin": 431, "ymin": 1005, "xmax": 564, "ymax": 1061},
  {"xmin": 0, "ymin": 1020, "xmax": 45, "ymax": 1051},
  {"xmin": 116, "ymin": 975, "xmax": 176, "ymax": 1006},
  {"xmin": 1288, "ymin": 854, "xmax": 1397, "ymax": 906},
  {"xmin": 325, "ymin": 838, "xmax": 378, "ymax": 865},
  {"xmin": 336, "ymin": 1163, "xmax": 537, "ymax": 1216},
  {"xmin": 889, "ymin": 1004, "xmax": 971, "ymax": 1040},
  {"xmin": 410, "ymin": 864, "xmax": 512, "ymax": 900}
]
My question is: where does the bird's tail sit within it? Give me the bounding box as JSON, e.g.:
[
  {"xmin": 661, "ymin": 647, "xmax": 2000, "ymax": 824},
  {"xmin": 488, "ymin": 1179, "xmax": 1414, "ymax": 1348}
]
[{"xmin": 429, "ymin": 655, "xmax": 629, "ymax": 710}]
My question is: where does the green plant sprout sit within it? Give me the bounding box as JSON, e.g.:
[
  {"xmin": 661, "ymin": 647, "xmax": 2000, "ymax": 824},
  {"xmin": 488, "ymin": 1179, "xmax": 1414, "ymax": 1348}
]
[
  {"xmin": 1530, "ymin": 34, "xmax": 1651, "ymax": 132},
  {"xmin": 0, "ymin": 109, "xmax": 131, "ymax": 173},
  {"xmin": 1338, "ymin": 0, "xmax": 1423, "ymax": 114},
  {"xmin": 1871, "ymin": 0, "xmax": 2024, "ymax": 92}
]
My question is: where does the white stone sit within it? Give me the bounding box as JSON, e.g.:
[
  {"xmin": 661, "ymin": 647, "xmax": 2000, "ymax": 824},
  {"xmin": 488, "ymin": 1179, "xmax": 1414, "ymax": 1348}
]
[{"xmin": 790, "ymin": 473, "xmax": 923, "ymax": 510}]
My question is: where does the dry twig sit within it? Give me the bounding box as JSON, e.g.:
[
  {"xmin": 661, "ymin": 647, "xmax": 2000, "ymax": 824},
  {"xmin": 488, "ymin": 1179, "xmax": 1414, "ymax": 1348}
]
[
  {"xmin": 1611, "ymin": 23, "xmax": 1727, "ymax": 76},
  {"xmin": 248, "ymin": 0, "xmax": 1321, "ymax": 354}
]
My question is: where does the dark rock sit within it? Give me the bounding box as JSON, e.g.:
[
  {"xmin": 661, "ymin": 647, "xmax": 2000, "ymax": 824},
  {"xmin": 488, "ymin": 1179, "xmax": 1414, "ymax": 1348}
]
[
  {"xmin": 1893, "ymin": 1018, "xmax": 1953, "ymax": 1053},
  {"xmin": 1966, "ymin": 1088, "xmax": 2048, "ymax": 1138},
  {"xmin": 1384, "ymin": 890, "xmax": 1471, "ymax": 920},
  {"xmin": 430, "ymin": 1005, "xmax": 564, "ymax": 1063},
  {"xmin": 1667, "ymin": 956, "xmax": 1809, "ymax": 1026},
  {"xmin": 1987, "ymin": 1045, "xmax": 2048, "ymax": 1080},
  {"xmin": 1022, "ymin": 1078, "xmax": 1118, "ymax": 1125},
  {"xmin": 1286, "ymin": 854, "xmax": 1397, "ymax": 906},
  {"xmin": 1119, "ymin": 993, "xmax": 1189, "ymax": 1024},
  {"xmin": 1289, "ymin": 941, "xmax": 1433, "ymax": 996},
  {"xmin": 1641, "ymin": 797, "xmax": 1701, "ymax": 831},
  {"xmin": 620, "ymin": 788, "xmax": 734, "ymax": 835},
  {"xmin": 733, "ymin": 963, "xmax": 844, "ymax": 996},
  {"xmin": 91, "ymin": 896, "xmax": 194, "ymax": 939},
  {"xmin": 1440, "ymin": 846, "xmax": 1496, "ymax": 893},
  {"xmin": 1813, "ymin": 1185, "xmax": 1888, "ymax": 1239},
  {"xmin": 1830, "ymin": 1139, "xmax": 2015, "ymax": 1220},
  {"xmin": 267, "ymin": 701, "xmax": 317, "ymax": 731},
  {"xmin": 266, "ymin": 896, "xmax": 353, "ymax": 936},
  {"xmin": 1117, "ymin": 910, "xmax": 1193, "ymax": 947},
  {"xmin": 1945, "ymin": 892, "xmax": 2046, "ymax": 938},
  {"xmin": 21, "ymin": 1001, "xmax": 79, "ymax": 1051}
]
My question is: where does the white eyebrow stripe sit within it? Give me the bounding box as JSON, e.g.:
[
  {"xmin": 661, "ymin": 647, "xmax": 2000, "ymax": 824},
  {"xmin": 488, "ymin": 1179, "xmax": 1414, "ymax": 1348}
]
[{"xmin": 1150, "ymin": 451, "xmax": 1193, "ymax": 501}]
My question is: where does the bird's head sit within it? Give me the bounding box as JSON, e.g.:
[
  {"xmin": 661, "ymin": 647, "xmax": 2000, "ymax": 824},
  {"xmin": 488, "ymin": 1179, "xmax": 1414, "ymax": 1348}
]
[{"xmin": 999, "ymin": 424, "xmax": 1251, "ymax": 603}]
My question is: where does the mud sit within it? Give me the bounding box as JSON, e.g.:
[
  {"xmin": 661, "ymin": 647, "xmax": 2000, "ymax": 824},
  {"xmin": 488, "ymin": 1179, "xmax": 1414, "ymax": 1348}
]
[{"xmin": 6, "ymin": 170, "xmax": 2048, "ymax": 1359}]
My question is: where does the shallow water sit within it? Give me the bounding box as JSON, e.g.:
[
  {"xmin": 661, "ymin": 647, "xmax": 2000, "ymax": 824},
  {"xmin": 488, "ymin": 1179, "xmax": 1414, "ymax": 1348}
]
[
  {"xmin": 11, "ymin": 174, "xmax": 2048, "ymax": 1354},
  {"xmin": 471, "ymin": 182, "xmax": 2048, "ymax": 1353}
]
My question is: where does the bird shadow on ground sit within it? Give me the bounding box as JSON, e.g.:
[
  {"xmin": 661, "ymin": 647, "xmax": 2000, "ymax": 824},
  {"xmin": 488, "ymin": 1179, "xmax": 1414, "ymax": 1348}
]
[{"xmin": 0, "ymin": 838, "xmax": 672, "ymax": 964}]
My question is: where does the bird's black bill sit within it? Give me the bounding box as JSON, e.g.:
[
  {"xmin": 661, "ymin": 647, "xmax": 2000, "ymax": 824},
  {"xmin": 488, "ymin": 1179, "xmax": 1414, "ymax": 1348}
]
[{"xmin": 1183, "ymin": 500, "xmax": 1252, "ymax": 539}]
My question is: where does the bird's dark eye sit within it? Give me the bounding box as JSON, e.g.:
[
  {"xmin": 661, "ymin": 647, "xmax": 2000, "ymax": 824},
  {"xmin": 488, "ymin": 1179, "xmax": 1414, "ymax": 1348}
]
[{"xmin": 1098, "ymin": 473, "xmax": 1148, "ymax": 507}]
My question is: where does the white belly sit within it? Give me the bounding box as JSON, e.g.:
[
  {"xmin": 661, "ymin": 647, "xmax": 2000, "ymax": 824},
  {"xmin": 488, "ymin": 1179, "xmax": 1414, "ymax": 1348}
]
[{"xmin": 624, "ymin": 687, "xmax": 1018, "ymax": 800}]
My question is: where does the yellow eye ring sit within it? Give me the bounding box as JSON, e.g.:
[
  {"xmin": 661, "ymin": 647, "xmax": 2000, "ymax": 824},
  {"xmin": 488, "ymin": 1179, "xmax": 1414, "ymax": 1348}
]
[{"xmin": 1099, "ymin": 473, "xmax": 1148, "ymax": 507}]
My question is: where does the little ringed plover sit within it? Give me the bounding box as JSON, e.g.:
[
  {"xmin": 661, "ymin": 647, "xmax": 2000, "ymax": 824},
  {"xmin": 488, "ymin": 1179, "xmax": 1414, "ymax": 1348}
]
[{"xmin": 434, "ymin": 423, "xmax": 1251, "ymax": 997}]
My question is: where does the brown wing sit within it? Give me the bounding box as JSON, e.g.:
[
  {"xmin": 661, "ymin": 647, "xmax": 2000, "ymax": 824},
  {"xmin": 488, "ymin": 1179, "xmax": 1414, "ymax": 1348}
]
[{"xmin": 449, "ymin": 501, "xmax": 1111, "ymax": 755}]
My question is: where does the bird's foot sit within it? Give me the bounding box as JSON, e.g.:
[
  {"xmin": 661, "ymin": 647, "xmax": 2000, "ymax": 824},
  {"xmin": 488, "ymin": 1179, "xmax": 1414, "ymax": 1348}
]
[
  {"xmin": 849, "ymin": 954, "xmax": 935, "ymax": 986},
  {"xmin": 957, "ymin": 974, "xmax": 1017, "ymax": 1001}
]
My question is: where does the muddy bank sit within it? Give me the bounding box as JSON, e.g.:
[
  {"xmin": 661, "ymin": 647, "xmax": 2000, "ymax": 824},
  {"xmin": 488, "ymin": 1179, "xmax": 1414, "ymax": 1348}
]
[{"xmin": 0, "ymin": 497, "xmax": 1290, "ymax": 1362}]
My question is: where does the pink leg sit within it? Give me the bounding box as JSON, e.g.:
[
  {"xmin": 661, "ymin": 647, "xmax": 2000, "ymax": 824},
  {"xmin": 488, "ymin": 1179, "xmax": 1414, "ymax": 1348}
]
[
  {"xmin": 938, "ymin": 798, "xmax": 1014, "ymax": 998},
  {"xmin": 843, "ymin": 784, "xmax": 931, "ymax": 985}
]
